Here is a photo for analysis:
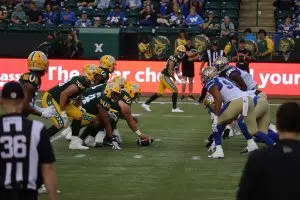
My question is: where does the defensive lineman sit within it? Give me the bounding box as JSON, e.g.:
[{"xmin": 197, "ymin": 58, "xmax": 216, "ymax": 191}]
[{"xmin": 0, "ymin": 81, "xmax": 57, "ymax": 200}]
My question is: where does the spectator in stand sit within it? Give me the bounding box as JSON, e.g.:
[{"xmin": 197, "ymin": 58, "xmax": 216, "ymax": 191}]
[
  {"xmin": 0, "ymin": 7, "xmax": 8, "ymax": 23},
  {"xmin": 294, "ymin": 15, "xmax": 300, "ymax": 38},
  {"xmin": 174, "ymin": 0, "xmax": 190, "ymax": 17},
  {"xmin": 65, "ymin": 30, "xmax": 84, "ymax": 58},
  {"xmin": 233, "ymin": 39, "xmax": 254, "ymax": 73},
  {"xmin": 60, "ymin": 6, "xmax": 76, "ymax": 25},
  {"xmin": 31, "ymin": 0, "xmax": 45, "ymax": 8},
  {"xmin": 185, "ymin": 7, "xmax": 204, "ymax": 27},
  {"xmin": 93, "ymin": 16, "xmax": 102, "ymax": 27},
  {"xmin": 106, "ymin": 4, "xmax": 126, "ymax": 26},
  {"xmin": 125, "ymin": 0, "xmax": 141, "ymax": 9},
  {"xmin": 169, "ymin": 4, "xmax": 184, "ymax": 27},
  {"xmin": 156, "ymin": 0, "xmax": 171, "ymax": 26},
  {"xmin": 45, "ymin": 0, "xmax": 60, "ymax": 6},
  {"xmin": 77, "ymin": 0, "xmax": 95, "ymax": 9},
  {"xmin": 203, "ymin": 11, "xmax": 219, "ymax": 30},
  {"xmin": 174, "ymin": 29, "xmax": 187, "ymax": 51},
  {"xmin": 11, "ymin": 4, "xmax": 27, "ymax": 24},
  {"xmin": 191, "ymin": 0, "xmax": 204, "ymax": 17},
  {"xmin": 3, "ymin": 0, "xmax": 15, "ymax": 15},
  {"xmin": 94, "ymin": 0, "xmax": 112, "ymax": 9},
  {"xmin": 243, "ymin": 28, "xmax": 257, "ymax": 42},
  {"xmin": 139, "ymin": 5, "xmax": 156, "ymax": 26},
  {"xmin": 257, "ymin": 29, "xmax": 274, "ymax": 60},
  {"xmin": 278, "ymin": 16, "xmax": 295, "ymax": 35},
  {"xmin": 224, "ymin": 35, "xmax": 238, "ymax": 61},
  {"xmin": 143, "ymin": 0, "xmax": 155, "ymax": 10},
  {"xmin": 75, "ymin": 11, "xmax": 92, "ymax": 27},
  {"xmin": 27, "ymin": 2, "xmax": 42, "ymax": 24},
  {"xmin": 43, "ymin": 4, "xmax": 58, "ymax": 25},
  {"xmin": 221, "ymin": 16, "xmax": 235, "ymax": 38}
]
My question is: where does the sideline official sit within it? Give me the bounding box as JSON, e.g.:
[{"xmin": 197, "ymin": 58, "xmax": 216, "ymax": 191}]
[
  {"xmin": 0, "ymin": 81, "xmax": 58, "ymax": 200},
  {"xmin": 237, "ymin": 102, "xmax": 300, "ymax": 200}
]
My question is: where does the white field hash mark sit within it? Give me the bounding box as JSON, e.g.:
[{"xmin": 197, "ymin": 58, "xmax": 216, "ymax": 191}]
[
  {"xmin": 74, "ymin": 154, "xmax": 86, "ymax": 158},
  {"xmin": 133, "ymin": 155, "xmax": 143, "ymax": 159}
]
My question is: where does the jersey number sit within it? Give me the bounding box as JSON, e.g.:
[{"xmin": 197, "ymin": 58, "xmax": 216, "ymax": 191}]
[
  {"xmin": 58, "ymin": 78, "xmax": 72, "ymax": 87},
  {"xmin": 0, "ymin": 135, "xmax": 27, "ymax": 159},
  {"xmin": 82, "ymin": 92, "xmax": 102, "ymax": 104},
  {"xmin": 222, "ymin": 80, "xmax": 234, "ymax": 89}
]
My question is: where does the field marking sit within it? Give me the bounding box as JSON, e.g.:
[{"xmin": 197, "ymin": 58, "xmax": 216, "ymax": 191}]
[
  {"xmin": 36, "ymin": 99, "xmax": 281, "ymax": 106},
  {"xmin": 74, "ymin": 154, "xmax": 86, "ymax": 158},
  {"xmin": 192, "ymin": 156, "xmax": 201, "ymax": 160},
  {"xmin": 154, "ymin": 138, "xmax": 161, "ymax": 142},
  {"xmin": 133, "ymin": 155, "xmax": 143, "ymax": 159},
  {"xmin": 132, "ymin": 113, "xmax": 141, "ymax": 117}
]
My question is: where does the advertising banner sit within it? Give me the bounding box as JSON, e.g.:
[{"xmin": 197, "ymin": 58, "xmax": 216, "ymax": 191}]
[
  {"xmin": 79, "ymin": 28, "xmax": 120, "ymax": 58},
  {"xmin": 0, "ymin": 58, "xmax": 300, "ymax": 96}
]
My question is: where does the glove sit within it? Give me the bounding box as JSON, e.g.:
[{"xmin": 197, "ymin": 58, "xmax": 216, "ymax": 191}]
[
  {"xmin": 61, "ymin": 111, "xmax": 69, "ymax": 127},
  {"xmin": 79, "ymin": 106, "xmax": 86, "ymax": 115},
  {"xmin": 41, "ymin": 106, "xmax": 56, "ymax": 119},
  {"xmin": 111, "ymin": 135, "xmax": 122, "ymax": 150},
  {"xmin": 180, "ymin": 79, "xmax": 187, "ymax": 84},
  {"xmin": 211, "ymin": 115, "xmax": 218, "ymax": 132}
]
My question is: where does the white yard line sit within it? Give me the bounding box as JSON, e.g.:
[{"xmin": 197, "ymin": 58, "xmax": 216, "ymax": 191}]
[
  {"xmin": 50, "ymin": 132, "xmax": 64, "ymax": 143},
  {"xmin": 74, "ymin": 154, "xmax": 86, "ymax": 158}
]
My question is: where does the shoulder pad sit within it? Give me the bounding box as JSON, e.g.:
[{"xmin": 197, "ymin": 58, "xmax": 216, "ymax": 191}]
[{"xmin": 21, "ymin": 73, "xmax": 40, "ymax": 86}]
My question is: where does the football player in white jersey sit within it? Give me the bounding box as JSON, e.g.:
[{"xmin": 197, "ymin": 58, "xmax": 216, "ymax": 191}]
[{"xmin": 201, "ymin": 66, "xmax": 258, "ymax": 158}]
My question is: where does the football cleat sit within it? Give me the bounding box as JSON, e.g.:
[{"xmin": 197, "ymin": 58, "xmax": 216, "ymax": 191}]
[
  {"xmin": 142, "ymin": 103, "xmax": 152, "ymax": 112},
  {"xmin": 241, "ymin": 139, "xmax": 258, "ymax": 154},
  {"xmin": 84, "ymin": 136, "xmax": 96, "ymax": 147},
  {"xmin": 208, "ymin": 145, "xmax": 224, "ymax": 159},
  {"xmin": 113, "ymin": 129, "xmax": 122, "ymax": 144},
  {"xmin": 69, "ymin": 136, "xmax": 89, "ymax": 150},
  {"xmin": 172, "ymin": 108, "xmax": 184, "ymax": 113},
  {"xmin": 61, "ymin": 127, "xmax": 72, "ymax": 140},
  {"xmin": 38, "ymin": 184, "xmax": 61, "ymax": 194},
  {"xmin": 95, "ymin": 131, "xmax": 106, "ymax": 144}
]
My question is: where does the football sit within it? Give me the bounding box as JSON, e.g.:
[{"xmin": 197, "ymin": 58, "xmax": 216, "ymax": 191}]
[{"xmin": 137, "ymin": 137, "xmax": 154, "ymax": 146}]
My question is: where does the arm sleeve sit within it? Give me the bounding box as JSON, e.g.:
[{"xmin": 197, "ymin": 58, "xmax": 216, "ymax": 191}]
[
  {"xmin": 37, "ymin": 127, "xmax": 56, "ymax": 164},
  {"xmin": 224, "ymin": 44, "xmax": 231, "ymax": 56},
  {"xmin": 237, "ymin": 151, "xmax": 265, "ymax": 200}
]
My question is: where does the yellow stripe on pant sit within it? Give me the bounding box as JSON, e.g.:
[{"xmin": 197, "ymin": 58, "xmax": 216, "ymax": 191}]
[
  {"xmin": 41, "ymin": 92, "xmax": 84, "ymax": 128},
  {"xmin": 157, "ymin": 74, "xmax": 178, "ymax": 95}
]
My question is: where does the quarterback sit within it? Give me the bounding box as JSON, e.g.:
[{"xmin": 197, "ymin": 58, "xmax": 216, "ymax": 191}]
[{"xmin": 142, "ymin": 45, "xmax": 187, "ymax": 113}]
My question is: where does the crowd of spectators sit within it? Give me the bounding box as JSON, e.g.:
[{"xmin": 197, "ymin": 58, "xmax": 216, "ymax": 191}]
[
  {"xmin": 0, "ymin": 0, "xmax": 236, "ymax": 32},
  {"xmin": 274, "ymin": 0, "xmax": 300, "ymax": 38}
]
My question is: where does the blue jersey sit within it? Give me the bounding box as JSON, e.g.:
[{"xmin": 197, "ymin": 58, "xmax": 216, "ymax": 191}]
[
  {"xmin": 222, "ymin": 66, "xmax": 257, "ymax": 91},
  {"xmin": 205, "ymin": 76, "xmax": 247, "ymax": 104}
]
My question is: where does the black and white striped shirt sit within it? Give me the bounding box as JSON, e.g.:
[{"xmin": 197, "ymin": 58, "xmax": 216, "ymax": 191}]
[
  {"xmin": 0, "ymin": 114, "xmax": 55, "ymax": 191},
  {"xmin": 202, "ymin": 49, "xmax": 224, "ymax": 66}
]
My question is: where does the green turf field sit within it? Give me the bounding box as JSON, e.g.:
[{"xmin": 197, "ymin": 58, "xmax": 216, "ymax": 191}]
[{"xmin": 29, "ymin": 99, "xmax": 282, "ymax": 200}]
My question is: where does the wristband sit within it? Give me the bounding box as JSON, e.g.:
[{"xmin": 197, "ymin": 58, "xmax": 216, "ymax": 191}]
[
  {"xmin": 61, "ymin": 111, "xmax": 67, "ymax": 116},
  {"xmin": 135, "ymin": 130, "xmax": 142, "ymax": 136}
]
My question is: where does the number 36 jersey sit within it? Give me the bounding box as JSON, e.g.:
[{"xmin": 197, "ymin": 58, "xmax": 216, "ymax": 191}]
[{"xmin": 205, "ymin": 77, "xmax": 248, "ymax": 104}]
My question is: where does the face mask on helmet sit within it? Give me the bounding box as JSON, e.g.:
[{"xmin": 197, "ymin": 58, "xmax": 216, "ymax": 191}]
[
  {"xmin": 110, "ymin": 91, "xmax": 120, "ymax": 102},
  {"xmin": 178, "ymin": 52, "xmax": 185, "ymax": 59}
]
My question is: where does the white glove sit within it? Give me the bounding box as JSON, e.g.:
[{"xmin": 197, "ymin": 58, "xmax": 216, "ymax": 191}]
[
  {"xmin": 111, "ymin": 136, "xmax": 122, "ymax": 150},
  {"xmin": 79, "ymin": 106, "xmax": 86, "ymax": 115},
  {"xmin": 175, "ymin": 80, "xmax": 181, "ymax": 85},
  {"xmin": 212, "ymin": 115, "xmax": 218, "ymax": 132},
  {"xmin": 61, "ymin": 111, "xmax": 69, "ymax": 127},
  {"xmin": 180, "ymin": 79, "xmax": 187, "ymax": 84},
  {"xmin": 41, "ymin": 106, "xmax": 56, "ymax": 119}
]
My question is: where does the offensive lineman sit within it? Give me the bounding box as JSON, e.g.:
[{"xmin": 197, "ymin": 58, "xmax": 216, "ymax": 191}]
[
  {"xmin": 142, "ymin": 45, "xmax": 187, "ymax": 113},
  {"xmin": 41, "ymin": 64, "xmax": 102, "ymax": 138},
  {"xmin": 201, "ymin": 66, "xmax": 259, "ymax": 158}
]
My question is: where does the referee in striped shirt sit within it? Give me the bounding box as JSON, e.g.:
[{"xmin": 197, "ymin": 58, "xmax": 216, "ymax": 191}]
[{"xmin": 0, "ymin": 81, "xmax": 57, "ymax": 200}]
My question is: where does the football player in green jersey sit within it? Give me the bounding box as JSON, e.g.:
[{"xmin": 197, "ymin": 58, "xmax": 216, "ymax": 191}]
[
  {"xmin": 83, "ymin": 81, "xmax": 151, "ymax": 147},
  {"xmin": 142, "ymin": 45, "xmax": 187, "ymax": 113},
  {"xmin": 68, "ymin": 82, "xmax": 122, "ymax": 150},
  {"xmin": 42, "ymin": 64, "xmax": 102, "ymax": 137},
  {"xmin": 19, "ymin": 51, "xmax": 56, "ymax": 118}
]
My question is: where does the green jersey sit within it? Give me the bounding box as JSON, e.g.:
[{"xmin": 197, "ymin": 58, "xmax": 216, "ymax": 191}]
[
  {"xmin": 161, "ymin": 54, "xmax": 182, "ymax": 77},
  {"xmin": 82, "ymin": 84, "xmax": 111, "ymax": 115},
  {"xmin": 48, "ymin": 76, "xmax": 90, "ymax": 103},
  {"xmin": 19, "ymin": 72, "xmax": 41, "ymax": 106},
  {"xmin": 108, "ymin": 90, "xmax": 133, "ymax": 123}
]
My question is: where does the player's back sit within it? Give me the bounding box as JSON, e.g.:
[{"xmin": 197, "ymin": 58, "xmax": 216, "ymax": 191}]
[
  {"xmin": 223, "ymin": 66, "xmax": 257, "ymax": 90},
  {"xmin": 206, "ymin": 76, "xmax": 247, "ymax": 103},
  {"xmin": 19, "ymin": 72, "xmax": 41, "ymax": 104},
  {"xmin": 48, "ymin": 76, "xmax": 90, "ymax": 102}
]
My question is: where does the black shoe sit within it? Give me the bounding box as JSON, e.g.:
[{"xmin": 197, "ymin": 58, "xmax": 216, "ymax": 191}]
[
  {"xmin": 222, "ymin": 129, "xmax": 230, "ymax": 139},
  {"xmin": 187, "ymin": 95, "xmax": 195, "ymax": 101},
  {"xmin": 181, "ymin": 95, "xmax": 185, "ymax": 100}
]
